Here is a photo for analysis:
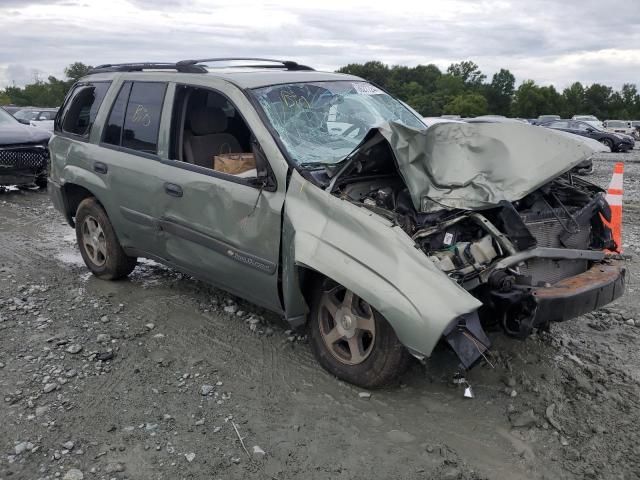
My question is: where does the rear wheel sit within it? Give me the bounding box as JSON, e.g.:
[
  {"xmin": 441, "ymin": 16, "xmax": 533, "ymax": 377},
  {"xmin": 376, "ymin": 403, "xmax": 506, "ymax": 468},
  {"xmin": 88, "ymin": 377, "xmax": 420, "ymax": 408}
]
[
  {"xmin": 75, "ymin": 197, "xmax": 137, "ymax": 280},
  {"xmin": 308, "ymin": 279, "xmax": 411, "ymax": 388},
  {"xmin": 600, "ymin": 137, "xmax": 614, "ymax": 151}
]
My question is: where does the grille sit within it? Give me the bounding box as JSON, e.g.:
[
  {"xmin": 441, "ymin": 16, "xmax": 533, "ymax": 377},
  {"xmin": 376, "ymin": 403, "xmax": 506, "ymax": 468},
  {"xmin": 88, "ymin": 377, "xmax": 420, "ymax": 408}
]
[
  {"xmin": 0, "ymin": 147, "xmax": 47, "ymax": 171},
  {"xmin": 519, "ymin": 208, "xmax": 591, "ymax": 285}
]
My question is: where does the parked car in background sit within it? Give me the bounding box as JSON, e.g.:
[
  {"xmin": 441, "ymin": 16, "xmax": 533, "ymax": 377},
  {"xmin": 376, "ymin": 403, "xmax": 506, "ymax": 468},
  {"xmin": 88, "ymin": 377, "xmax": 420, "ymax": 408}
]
[
  {"xmin": 1, "ymin": 105, "xmax": 24, "ymax": 115},
  {"xmin": 465, "ymin": 115, "xmax": 523, "ymax": 124},
  {"xmin": 13, "ymin": 108, "xmax": 58, "ymax": 126},
  {"xmin": 29, "ymin": 109, "xmax": 58, "ymax": 131},
  {"xmin": 540, "ymin": 119, "xmax": 634, "ymax": 153},
  {"xmin": 48, "ymin": 59, "xmax": 624, "ymax": 387},
  {"xmin": 603, "ymin": 119, "xmax": 635, "ymax": 137},
  {"xmin": 0, "ymin": 106, "xmax": 50, "ymax": 187},
  {"xmin": 572, "ymin": 115, "xmax": 604, "ymax": 130},
  {"xmin": 422, "ymin": 116, "xmax": 465, "ymax": 127},
  {"xmin": 629, "ymin": 120, "xmax": 640, "ymax": 140},
  {"xmin": 537, "ymin": 114, "xmax": 560, "ymax": 123}
]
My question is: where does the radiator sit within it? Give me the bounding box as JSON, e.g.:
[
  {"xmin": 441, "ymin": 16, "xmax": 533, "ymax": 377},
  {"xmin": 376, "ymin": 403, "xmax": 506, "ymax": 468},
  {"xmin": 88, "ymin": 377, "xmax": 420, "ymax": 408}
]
[{"xmin": 519, "ymin": 208, "xmax": 591, "ymax": 285}]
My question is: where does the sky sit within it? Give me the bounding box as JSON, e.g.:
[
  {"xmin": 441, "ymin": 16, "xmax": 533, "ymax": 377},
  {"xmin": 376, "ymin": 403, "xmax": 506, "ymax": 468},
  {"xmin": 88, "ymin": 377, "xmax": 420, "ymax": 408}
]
[{"xmin": 1, "ymin": 0, "xmax": 639, "ymax": 90}]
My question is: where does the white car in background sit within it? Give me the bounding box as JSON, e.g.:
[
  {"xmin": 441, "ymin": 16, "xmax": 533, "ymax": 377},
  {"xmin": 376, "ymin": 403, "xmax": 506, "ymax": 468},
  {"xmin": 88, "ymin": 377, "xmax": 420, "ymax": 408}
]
[
  {"xmin": 572, "ymin": 115, "xmax": 604, "ymax": 130},
  {"xmin": 603, "ymin": 119, "xmax": 635, "ymax": 137},
  {"xmin": 13, "ymin": 108, "xmax": 58, "ymax": 131},
  {"xmin": 28, "ymin": 109, "xmax": 58, "ymax": 131}
]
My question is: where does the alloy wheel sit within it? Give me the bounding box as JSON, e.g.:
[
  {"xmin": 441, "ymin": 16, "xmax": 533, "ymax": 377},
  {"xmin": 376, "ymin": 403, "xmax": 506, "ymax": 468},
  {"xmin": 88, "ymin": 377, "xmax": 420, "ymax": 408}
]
[
  {"xmin": 318, "ymin": 285, "xmax": 376, "ymax": 365},
  {"xmin": 81, "ymin": 215, "xmax": 107, "ymax": 267}
]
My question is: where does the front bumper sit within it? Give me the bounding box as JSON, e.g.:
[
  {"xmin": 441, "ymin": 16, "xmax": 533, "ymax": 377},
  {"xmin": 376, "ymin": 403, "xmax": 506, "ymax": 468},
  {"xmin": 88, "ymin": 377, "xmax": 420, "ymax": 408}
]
[
  {"xmin": 532, "ymin": 263, "xmax": 626, "ymax": 323},
  {"xmin": 492, "ymin": 262, "xmax": 626, "ymax": 337}
]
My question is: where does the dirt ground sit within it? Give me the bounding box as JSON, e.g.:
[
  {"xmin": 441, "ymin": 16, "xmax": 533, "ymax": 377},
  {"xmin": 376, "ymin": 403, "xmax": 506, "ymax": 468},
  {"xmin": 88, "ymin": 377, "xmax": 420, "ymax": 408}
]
[{"xmin": 1, "ymin": 149, "xmax": 639, "ymax": 480}]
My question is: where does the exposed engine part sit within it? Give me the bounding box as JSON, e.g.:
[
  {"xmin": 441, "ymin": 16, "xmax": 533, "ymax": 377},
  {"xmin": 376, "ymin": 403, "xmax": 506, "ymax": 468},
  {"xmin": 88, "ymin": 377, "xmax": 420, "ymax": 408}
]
[
  {"xmin": 488, "ymin": 270, "xmax": 516, "ymax": 293},
  {"xmin": 428, "ymin": 235, "xmax": 498, "ymax": 275}
]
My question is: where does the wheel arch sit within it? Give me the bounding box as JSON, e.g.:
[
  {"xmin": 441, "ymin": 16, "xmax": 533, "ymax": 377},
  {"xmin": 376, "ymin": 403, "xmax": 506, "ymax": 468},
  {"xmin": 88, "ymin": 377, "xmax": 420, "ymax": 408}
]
[{"xmin": 61, "ymin": 183, "xmax": 99, "ymax": 227}]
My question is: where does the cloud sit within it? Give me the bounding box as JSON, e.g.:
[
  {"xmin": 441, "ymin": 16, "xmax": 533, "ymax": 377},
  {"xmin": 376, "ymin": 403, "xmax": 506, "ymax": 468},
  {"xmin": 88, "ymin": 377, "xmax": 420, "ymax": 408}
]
[{"xmin": 1, "ymin": 0, "xmax": 639, "ymax": 90}]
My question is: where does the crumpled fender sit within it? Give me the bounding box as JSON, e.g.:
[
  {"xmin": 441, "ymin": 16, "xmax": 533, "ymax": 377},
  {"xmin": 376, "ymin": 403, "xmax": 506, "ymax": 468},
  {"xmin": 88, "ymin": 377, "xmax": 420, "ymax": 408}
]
[{"xmin": 284, "ymin": 170, "xmax": 481, "ymax": 357}]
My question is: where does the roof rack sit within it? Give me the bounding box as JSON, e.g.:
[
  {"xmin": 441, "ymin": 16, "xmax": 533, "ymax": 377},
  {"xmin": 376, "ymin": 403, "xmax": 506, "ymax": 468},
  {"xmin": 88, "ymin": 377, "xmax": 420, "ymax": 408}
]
[
  {"xmin": 88, "ymin": 62, "xmax": 207, "ymax": 74},
  {"xmin": 88, "ymin": 58, "xmax": 314, "ymax": 75},
  {"xmin": 176, "ymin": 58, "xmax": 314, "ymax": 71}
]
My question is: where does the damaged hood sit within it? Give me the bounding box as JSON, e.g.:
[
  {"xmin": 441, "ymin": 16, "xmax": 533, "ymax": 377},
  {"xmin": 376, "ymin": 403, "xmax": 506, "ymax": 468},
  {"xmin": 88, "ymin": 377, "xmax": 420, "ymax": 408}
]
[{"xmin": 376, "ymin": 121, "xmax": 607, "ymax": 212}]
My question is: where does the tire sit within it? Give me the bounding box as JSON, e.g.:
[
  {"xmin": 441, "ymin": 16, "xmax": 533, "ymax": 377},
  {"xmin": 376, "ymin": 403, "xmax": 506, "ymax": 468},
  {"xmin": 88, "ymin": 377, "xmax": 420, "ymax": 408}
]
[
  {"xmin": 307, "ymin": 278, "xmax": 412, "ymax": 388},
  {"xmin": 600, "ymin": 137, "xmax": 614, "ymax": 151},
  {"xmin": 35, "ymin": 175, "xmax": 47, "ymax": 189},
  {"xmin": 75, "ymin": 197, "xmax": 137, "ymax": 280}
]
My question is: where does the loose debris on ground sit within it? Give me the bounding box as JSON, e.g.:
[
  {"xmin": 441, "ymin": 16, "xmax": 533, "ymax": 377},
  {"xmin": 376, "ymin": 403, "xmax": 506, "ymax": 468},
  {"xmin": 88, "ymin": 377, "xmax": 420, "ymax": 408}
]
[{"xmin": 1, "ymin": 148, "xmax": 639, "ymax": 479}]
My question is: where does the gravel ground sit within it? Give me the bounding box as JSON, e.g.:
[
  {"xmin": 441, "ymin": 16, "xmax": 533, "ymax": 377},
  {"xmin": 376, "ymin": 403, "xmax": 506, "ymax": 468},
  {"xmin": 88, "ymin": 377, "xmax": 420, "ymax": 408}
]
[{"xmin": 1, "ymin": 149, "xmax": 639, "ymax": 480}]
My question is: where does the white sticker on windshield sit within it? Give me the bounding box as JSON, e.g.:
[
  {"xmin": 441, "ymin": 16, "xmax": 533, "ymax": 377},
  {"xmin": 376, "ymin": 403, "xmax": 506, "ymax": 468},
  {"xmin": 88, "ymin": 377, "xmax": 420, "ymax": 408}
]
[{"xmin": 352, "ymin": 82, "xmax": 384, "ymax": 95}]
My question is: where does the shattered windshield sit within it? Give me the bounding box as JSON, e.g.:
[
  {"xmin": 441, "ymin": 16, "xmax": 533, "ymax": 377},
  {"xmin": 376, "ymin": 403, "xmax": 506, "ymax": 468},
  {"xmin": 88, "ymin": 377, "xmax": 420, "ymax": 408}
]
[{"xmin": 252, "ymin": 81, "xmax": 425, "ymax": 166}]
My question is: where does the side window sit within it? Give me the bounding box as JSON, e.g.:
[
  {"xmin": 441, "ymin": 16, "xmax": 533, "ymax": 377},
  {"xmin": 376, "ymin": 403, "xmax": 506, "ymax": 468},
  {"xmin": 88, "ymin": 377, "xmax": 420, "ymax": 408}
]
[
  {"xmin": 103, "ymin": 82, "xmax": 132, "ymax": 146},
  {"xmin": 121, "ymin": 82, "xmax": 166, "ymax": 154},
  {"xmin": 549, "ymin": 121, "xmax": 569, "ymax": 129},
  {"xmin": 170, "ymin": 86, "xmax": 256, "ymax": 178},
  {"xmin": 60, "ymin": 82, "xmax": 110, "ymax": 136}
]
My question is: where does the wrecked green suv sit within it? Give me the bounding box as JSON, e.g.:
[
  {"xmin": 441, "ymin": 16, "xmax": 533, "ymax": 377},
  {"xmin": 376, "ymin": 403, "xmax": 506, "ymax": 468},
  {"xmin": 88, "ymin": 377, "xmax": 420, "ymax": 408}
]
[{"xmin": 48, "ymin": 58, "xmax": 626, "ymax": 387}]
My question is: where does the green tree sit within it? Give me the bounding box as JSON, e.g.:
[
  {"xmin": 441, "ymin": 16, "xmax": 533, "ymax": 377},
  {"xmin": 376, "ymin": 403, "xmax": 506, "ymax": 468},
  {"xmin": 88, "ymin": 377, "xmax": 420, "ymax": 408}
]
[
  {"xmin": 1, "ymin": 62, "xmax": 93, "ymax": 107},
  {"xmin": 511, "ymin": 80, "xmax": 546, "ymax": 118},
  {"xmin": 584, "ymin": 83, "xmax": 612, "ymax": 119},
  {"xmin": 444, "ymin": 92, "xmax": 488, "ymax": 117},
  {"xmin": 561, "ymin": 82, "xmax": 585, "ymax": 117},
  {"xmin": 446, "ymin": 61, "xmax": 486, "ymax": 88},
  {"xmin": 486, "ymin": 68, "xmax": 515, "ymax": 115},
  {"xmin": 64, "ymin": 62, "xmax": 92, "ymax": 83},
  {"xmin": 337, "ymin": 61, "xmax": 391, "ymax": 89}
]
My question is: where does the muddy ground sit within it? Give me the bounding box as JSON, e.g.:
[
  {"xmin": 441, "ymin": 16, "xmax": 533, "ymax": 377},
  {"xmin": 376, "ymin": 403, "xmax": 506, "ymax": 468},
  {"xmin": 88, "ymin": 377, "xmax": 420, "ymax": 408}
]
[{"xmin": 1, "ymin": 149, "xmax": 639, "ymax": 480}]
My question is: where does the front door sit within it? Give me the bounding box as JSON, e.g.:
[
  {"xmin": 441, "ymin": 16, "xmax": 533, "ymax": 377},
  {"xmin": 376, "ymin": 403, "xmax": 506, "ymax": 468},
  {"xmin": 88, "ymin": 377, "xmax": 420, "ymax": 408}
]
[{"xmin": 153, "ymin": 84, "xmax": 284, "ymax": 311}]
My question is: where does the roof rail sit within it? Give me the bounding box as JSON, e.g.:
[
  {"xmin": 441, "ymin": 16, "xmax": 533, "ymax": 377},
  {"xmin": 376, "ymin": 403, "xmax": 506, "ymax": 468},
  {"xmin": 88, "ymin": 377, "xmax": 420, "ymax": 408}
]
[
  {"xmin": 88, "ymin": 62, "xmax": 207, "ymax": 74},
  {"xmin": 87, "ymin": 58, "xmax": 314, "ymax": 75},
  {"xmin": 176, "ymin": 57, "xmax": 314, "ymax": 71}
]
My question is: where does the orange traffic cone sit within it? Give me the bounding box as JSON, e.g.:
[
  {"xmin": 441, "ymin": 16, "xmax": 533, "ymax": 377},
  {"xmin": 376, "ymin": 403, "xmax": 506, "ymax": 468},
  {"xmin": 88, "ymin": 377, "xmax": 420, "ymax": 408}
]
[{"xmin": 604, "ymin": 162, "xmax": 624, "ymax": 253}]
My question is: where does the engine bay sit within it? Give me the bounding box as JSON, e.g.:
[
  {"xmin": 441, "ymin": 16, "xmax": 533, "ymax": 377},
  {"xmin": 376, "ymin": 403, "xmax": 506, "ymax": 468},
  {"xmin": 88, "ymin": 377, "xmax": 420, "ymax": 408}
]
[{"xmin": 308, "ymin": 138, "xmax": 616, "ymax": 343}]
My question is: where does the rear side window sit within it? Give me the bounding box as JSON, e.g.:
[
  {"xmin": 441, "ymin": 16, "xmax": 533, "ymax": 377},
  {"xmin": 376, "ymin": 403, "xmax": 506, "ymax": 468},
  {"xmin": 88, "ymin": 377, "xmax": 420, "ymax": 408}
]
[
  {"xmin": 123, "ymin": 82, "xmax": 166, "ymax": 154},
  {"xmin": 103, "ymin": 82, "xmax": 166, "ymax": 154},
  {"xmin": 60, "ymin": 82, "xmax": 110, "ymax": 136}
]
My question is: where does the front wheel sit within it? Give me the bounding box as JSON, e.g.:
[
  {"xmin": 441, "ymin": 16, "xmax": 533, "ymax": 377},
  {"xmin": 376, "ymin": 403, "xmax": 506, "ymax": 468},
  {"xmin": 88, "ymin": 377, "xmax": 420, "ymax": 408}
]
[
  {"xmin": 308, "ymin": 279, "xmax": 411, "ymax": 388},
  {"xmin": 75, "ymin": 197, "xmax": 137, "ymax": 280}
]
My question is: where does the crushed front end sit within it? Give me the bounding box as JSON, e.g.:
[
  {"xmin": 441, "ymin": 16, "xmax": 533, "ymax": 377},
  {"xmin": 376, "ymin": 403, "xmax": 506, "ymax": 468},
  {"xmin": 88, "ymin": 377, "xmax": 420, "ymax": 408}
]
[
  {"xmin": 409, "ymin": 174, "xmax": 626, "ymax": 342},
  {"xmin": 324, "ymin": 121, "xmax": 626, "ymax": 368}
]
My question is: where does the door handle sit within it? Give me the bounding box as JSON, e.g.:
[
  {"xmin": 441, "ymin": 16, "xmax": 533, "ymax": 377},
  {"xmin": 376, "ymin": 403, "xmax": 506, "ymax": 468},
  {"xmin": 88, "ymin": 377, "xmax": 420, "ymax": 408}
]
[
  {"xmin": 93, "ymin": 162, "xmax": 108, "ymax": 174},
  {"xmin": 164, "ymin": 183, "xmax": 183, "ymax": 197}
]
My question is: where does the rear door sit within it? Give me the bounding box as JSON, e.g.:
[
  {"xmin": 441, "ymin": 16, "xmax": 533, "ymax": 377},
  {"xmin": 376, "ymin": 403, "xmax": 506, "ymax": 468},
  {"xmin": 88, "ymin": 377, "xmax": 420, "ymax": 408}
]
[{"xmin": 95, "ymin": 80, "xmax": 169, "ymax": 257}]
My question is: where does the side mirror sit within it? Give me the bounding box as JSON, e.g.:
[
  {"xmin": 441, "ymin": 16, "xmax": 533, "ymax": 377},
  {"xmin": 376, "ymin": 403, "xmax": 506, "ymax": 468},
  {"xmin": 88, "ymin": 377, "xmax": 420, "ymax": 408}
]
[
  {"xmin": 250, "ymin": 136, "xmax": 277, "ymax": 191},
  {"xmin": 586, "ymin": 127, "xmax": 594, "ymax": 132}
]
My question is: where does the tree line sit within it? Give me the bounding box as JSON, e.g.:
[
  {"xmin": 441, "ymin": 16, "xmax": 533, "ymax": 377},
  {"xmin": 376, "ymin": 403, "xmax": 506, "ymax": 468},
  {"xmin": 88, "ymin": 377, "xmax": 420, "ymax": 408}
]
[
  {"xmin": 338, "ymin": 61, "xmax": 640, "ymax": 119},
  {"xmin": 2, "ymin": 60, "xmax": 639, "ymax": 120},
  {"xmin": 0, "ymin": 63, "xmax": 92, "ymax": 109}
]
